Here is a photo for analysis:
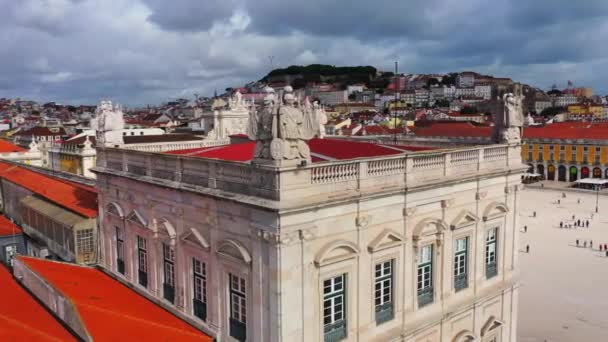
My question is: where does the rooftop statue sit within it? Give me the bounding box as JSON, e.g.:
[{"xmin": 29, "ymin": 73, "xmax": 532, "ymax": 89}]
[
  {"xmin": 247, "ymin": 86, "xmax": 321, "ymax": 164},
  {"xmin": 494, "ymin": 84, "xmax": 524, "ymax": 144}
]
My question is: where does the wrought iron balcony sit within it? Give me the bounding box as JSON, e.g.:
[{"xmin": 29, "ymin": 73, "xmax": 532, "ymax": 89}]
[
  {"xmin": 163, "ymin": 283, "xmax": 175, "ymax": 303},
  {"xmin": 324, "ymin": 320, "xmax": 347, "ymax": 342},
  {"xmin": 138, "ymin": 270, "xmax": 148, "ymax": 288},
  {"xmin": 486, "ymin": 262, "xmax": 498, "ymax": 279},
  {"xmin": 375, "ymin": 302, "xmax": 394, "ymax": 325},
  {"xmin": 193, "ymin": 299, "xmax": 207, "ymax": 321},
  {"xmin": 117, "ymin": 259, "xmax": 125, "ymax": 275},
  {"xmin": 417, "ymin": 287, "xmax": 434, "ymax": 308},
  {"xmin": 230, "ymin": 318, "xmax": 247, "ymax": 342},
  {"xmin": 454, "ymin": 273, "xmax": 468, "ymax": 292}
]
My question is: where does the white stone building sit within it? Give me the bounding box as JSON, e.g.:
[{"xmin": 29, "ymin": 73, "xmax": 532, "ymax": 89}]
[
  {"xmin": 94, "ymin": 138, "xmax": 524, "ymax": 342},
  {"xmin": 475, "ymin": 85, "xmax": 493, "ymax": 100}
]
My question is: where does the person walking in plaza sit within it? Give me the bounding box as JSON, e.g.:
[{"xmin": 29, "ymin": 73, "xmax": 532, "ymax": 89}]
[
  {"xmin": 524, "ymin": 225, "xmax": 527, "ymax": 233},
  {"xmin": 560, "ymin": 221, "xmax": 563, "ymax": 228},
  {"xmin": 584, "ymin": 241, "xmax": 587, "ymax": 248},
  {"xmin": 578, "ymin": 198, "xmax": 581, "ymax": 204},
  {"xmin": 533, "ymin": 211, "xmax": 536, "ymax": 218},
  {"xmin": 572, "ymin": 214, "xmax": 575, "ymax": 220},
  {"xmin": 526, "ymin": 245, "xmax": 530, "ymax": 253},
  {"xmin": 576, "ymin": 239, "xmax": 579, "ymax": 247},
  {"xmin": 586, "ymin": 220, "xmax": 589, "ymax": 228},
  {"xmin": 557, "ymin": 199, "xmax": 560, "ymax": 205},
  {"xmin": 590, "ymin": 240, "xmax": 593, "ymax": 248}
]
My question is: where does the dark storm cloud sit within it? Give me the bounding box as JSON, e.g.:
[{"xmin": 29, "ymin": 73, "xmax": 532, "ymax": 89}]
[{"xmin": 0, "ymin": 0, "xmax": 606, "ymax": 105}]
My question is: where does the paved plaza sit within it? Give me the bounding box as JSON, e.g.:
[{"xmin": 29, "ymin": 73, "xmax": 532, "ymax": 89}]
[{"xmin": 518, "ymin": 187, "xmax": 608, "ymax": 341}]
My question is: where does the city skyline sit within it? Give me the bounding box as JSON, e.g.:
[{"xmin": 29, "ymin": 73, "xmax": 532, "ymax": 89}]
[{"xmin": 1, "ymin": 0, "xmax": 606, "ymax": 105}]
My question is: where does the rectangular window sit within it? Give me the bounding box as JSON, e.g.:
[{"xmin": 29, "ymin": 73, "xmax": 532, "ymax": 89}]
[
  {"xmin": 560, "ymin": 145, "xmax": 565, "ymax": 151},
  {"xmin": 374, "ymin": 260, "xmax": 394, "ymax": 324},
  {"xmin": 116, "ymin": 226, "xmax": 125, "ymax": 275},
  {"xmin": 323, "ymin": 274, "xmax": 347, "ymax": 342},
  {"xmin": 76, "ymin": 229, "xmax": 94, "ymax": 263},
  {"xmin": 137, "ymin": 236, "xmax": 148, "ymax": 288},
  {"xmin": 193, "ymin": 258, "xmax": 207, "ymax": 321},
  {"xmin": 454, "ymin": 237, "xmax": 469, "ymax": 291},
  {"xmin": 417, "ymin": 245, "xmax": 433, "ymax": 307},
  {"xmin": 229, "ymin": 274, "xmax": 247, "ymax": 342},
  {"xmin": 485, "ymin": 228, "xmax": 498, "ymax": 279},
  {"xmin": 163, "ymin": 243, "xmax": 175, "ymax": 303},
  {"xmin": 571, "ymin": 145, "xmax": 577, "ymax": 161}
]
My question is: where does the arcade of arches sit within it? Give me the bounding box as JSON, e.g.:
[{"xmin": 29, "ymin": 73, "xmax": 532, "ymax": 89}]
[{"xmin": 528, "ymin": 164, "xmax": 607, "ymax": 182}]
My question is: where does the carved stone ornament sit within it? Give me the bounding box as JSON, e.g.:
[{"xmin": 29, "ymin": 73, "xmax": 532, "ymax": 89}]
[
  {"xmin": 300, "ymin": 229, "xmax": 316, "ymax": 241},
  {"xmin": 476, "ymin": 191, "xmax": 487, "ymax": 201},
  {"xmin": 356, "ymin": 215, "xmax": 371, "ymax": 228},
  {"xmin": 441, "ymin": 199, "xmax": 455, "ymax": 208},
  {"xmin": 504, "ymin": 186, "xmax": 514, "ymax": 194},
  {"xmin": 404, "ymin": 207, "xmax": 417, "ymax": 217}
]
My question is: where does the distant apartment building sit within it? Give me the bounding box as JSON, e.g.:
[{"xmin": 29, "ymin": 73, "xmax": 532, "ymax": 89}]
[
  {"xmin": 457, "ymin": 72, "xmax": 476, "ymax": 88},
  {"xmin": 534, "ymin": 101, "xmax": 552, "ymax": 114},
  {"xmin": 474, "ymin": 85, "xmax": 493, "ymax": 100},
  {"xmin": 312, "ymin": 90, "xmax": 348, "ymax": 106}
]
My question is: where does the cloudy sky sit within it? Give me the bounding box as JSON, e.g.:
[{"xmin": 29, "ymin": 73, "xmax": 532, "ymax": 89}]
[{"xmin": 1, "ymin": 0, "xmax": 606, "ymax": 106}]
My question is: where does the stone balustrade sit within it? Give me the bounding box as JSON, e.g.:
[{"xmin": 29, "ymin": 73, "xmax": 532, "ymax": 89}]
[{"xmin": 95, "ymin": 144, "xmax": 523, "ymax": 207}]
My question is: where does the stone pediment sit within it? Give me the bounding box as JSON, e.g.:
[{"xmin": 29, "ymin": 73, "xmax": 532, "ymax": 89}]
[
  {"xmin": 482, "ymin": 202, "xmax": 509, "ymax": 221},
  {"xmin": 126, "ymin": 210, "xmax": 147, "ymax": 227},
  {"xmin": 181, "ymin": 227, "xmax": 209, "ymax": 249},
  {"xmin": 368, "ymin": 230, "xmax": 406, "ymax": 253},
  {"xmin": 315, "ymin": 240, "xmax": 360, "ymax": 267},
  {"xmin": 450, "ymin": 210, "xmax": 479, "ymax": 230}
]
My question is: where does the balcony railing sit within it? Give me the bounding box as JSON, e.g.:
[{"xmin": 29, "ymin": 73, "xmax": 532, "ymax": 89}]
[
  {"xmin": 486, "ymin": 262, "xmax": 498, "ymax": 279},
  {"xmin": 163, "ymin": 283, "xmax": 175, "ymax": 303},
  {"xmin": 375, "ymin": 302, "xmax": 394, "ymax": 324},
  {"xmin": 96, "ymin": 144, "xmax": 522, "ymax": 205},
  {"xmin": 117, "ymin": 259, "xmax": 125, "ymax": 275},
  {"xmin": 454, "ymin": 273, "xmax": 468, "ymax": 291},
  {"xmin": 230, "ymin": 318, "xmax": 247, "ymax": 342},
  {"xmin": 193, "ymin": 299, "xmax": 207, "ymax": 321},
  {"xmin": 324, "ymin": 320, "xmax": 347, "ymax": 342},
  {"xmin": 417, "ymin": 287, "xmax": 434, "ymax": 307},
  {"xmin": 138, "ymin": 270, "xmax": 148, "ymax": 288}
]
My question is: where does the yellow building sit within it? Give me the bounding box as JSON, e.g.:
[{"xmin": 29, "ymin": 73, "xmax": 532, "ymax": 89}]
[
  {"xmin": 567, "ymin": 103, "xmax": 604, "ymax": 117},
  {"xmin": 522, "ymin": 124, "xmax": 608, "ymax": 181}
]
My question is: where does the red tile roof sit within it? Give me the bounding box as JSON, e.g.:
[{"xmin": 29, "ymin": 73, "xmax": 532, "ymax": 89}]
[
  {"xmin": 411, "ymin": 122, "xmax": 492, "ymax": 138},
  {"xmin": 19, "ymin": 257, "xmax": 212, "ymax": 342},
  {"xmin": 0, "ymin": 162, "xmax": 97, "ymax": 218},
  {"xmin": 523, "ymin": 123, "xmax": 608, "ymax": 140},
  {"xmin": 0, "ymin": 139, "xmax": 26, "ymax": 153},
  {"xmin": 0, "ymin": 215, "xmax": 22, "ymax": 237},
  {"xmin": 166, "ymin": 138, "xmax": 434, "ymax": 162},
  {"xmin": 0, "ymin": 265, "xmax": 76, "ymax": 341},
  {"xmin": 14, "ymin": 127, "xmax": 66, "ymax": 137}
]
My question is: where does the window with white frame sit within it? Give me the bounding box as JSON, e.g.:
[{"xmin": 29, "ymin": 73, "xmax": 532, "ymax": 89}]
[
  {"xmin": 162, "ymin": 243, "xmax": 175, "ymax": 303},
  {"xmin": 192, "ymin": 258, "xmax": 207, "ymax": 321},
  {"xmin": 374, "ymin": 260, "xmax": 394, "ymax": 324},
  {"xmin": 417, "ymin": 245, "xmax": 433, "ymax": 307},
  {"xmin": 137, "ymin": 236, "xmax": 147, "ymax": 288},
  {"xmin": 116, "ymin": 226, "xmax": 125, "ymax": 275},
  {"xmin": 323, "ymin": 274, "xmax": 347, "ymax": 341},
  {"xmin": 454, "ymin": 237, "xmax": 469, "ymax": 291},
  {"xmin": 485, "ymin": 227, "xmax": 498, "ymax": 279},
  {"xmin": 229, "ymin": 274, "xmax": 247, "ymax": 342}
]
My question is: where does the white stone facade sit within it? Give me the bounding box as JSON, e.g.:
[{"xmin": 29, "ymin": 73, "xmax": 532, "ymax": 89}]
[{"xmin": 94, "ymin": 143, "xmax": 524, "ymax": 342}]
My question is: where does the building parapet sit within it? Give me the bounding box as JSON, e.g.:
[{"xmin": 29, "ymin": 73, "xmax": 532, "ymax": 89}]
[{"xmin": 94, "ymin": 143, "xmax": 524, "ymax": 210}]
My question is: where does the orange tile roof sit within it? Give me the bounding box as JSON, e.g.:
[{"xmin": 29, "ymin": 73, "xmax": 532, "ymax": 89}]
[
  {"xmin": 0, "ymin": 139, "xmax": 26, "ymax": 153},
  {"xmin": 0, "ymin": 215, "xmax": 22, "ymax": 237},
  {"xmin": 19, "ymin": 257, "xmax": 213, "ymax": 342},
  {"xmin": 0, "ymin": 162, "xmax": 98, "ymax": 218},
  {"xmin": 0, "ymin": 266, "xmax": 76, "ymax": 341}
]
